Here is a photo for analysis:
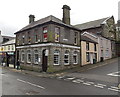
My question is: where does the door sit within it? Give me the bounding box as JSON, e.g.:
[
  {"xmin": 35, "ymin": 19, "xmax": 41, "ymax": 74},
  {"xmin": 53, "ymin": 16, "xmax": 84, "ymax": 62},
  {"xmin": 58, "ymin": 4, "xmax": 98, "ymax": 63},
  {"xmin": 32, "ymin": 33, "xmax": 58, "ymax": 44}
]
[
  {"xmin": 42, "ymin": 49, "xmax": 48, "ymax": 72},
  {"xmin": 90, "ymin": 53, "xmax": 93, "ymax": 64}
]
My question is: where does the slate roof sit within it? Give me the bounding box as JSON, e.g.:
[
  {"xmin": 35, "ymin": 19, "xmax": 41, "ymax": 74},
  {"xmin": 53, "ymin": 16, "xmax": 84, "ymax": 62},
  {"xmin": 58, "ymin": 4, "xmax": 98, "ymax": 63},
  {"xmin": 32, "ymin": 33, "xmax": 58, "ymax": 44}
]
[
  {"xmin": 15, "ymin": 15, "xmax": 80, "ymax": 34},
  {"xmin": 74, "ymin": 17, "xmax": 109, "ymax": 30},
  {"xmin": 81, "ymin": 35, "xmax": 98, "ymax": 44},
  {"xmin": 2, "ymin": 39, "xmax": 15, "ymax": 46}
]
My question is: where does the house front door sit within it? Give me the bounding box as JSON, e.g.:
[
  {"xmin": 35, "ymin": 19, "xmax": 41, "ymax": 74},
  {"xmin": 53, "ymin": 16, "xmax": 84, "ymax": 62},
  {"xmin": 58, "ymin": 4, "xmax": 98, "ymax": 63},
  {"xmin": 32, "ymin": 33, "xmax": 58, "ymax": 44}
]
[
  {"xmin": 42, "ymin": 49, "xmax": 48, "ymax": 72},
  {"xmin": 90, "ymin": 53, "xmax": 93, "ymax": 64}
]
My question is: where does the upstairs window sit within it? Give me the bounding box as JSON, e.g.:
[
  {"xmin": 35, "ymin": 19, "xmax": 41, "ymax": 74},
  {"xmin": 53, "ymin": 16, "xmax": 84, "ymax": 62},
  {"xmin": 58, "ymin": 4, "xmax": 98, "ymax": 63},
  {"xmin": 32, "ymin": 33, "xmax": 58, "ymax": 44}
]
[
  {"xmin": 28, "ymin": 32, "xmax": 31, "ymax": 44},
  {"xmin": 74, "ymin": 32, "xmax": 78, "ymax": 45},
  {"xmin": 86, "ymin": 42, "xmax": 89, "ymax": 50},
  {"xmin": 94, "ymin": 43, "xmax": 97, "ymax": 51},
  {"xmin": 55, "ymin": 27, "xmax": 60, "ymax": 42},
  {"xmin": 22, "ymin": 35, "xmax": 25, "ymax": 44},
  {"xmin": 43, "ymin": 27, "xmax": 48, "ymax": 42},
  {"xmin": 8, "ymin": 45, "xmax": 10, "ymax": 50},
  {"xmin": 34, "ymin": 29, "xmax": 38, "ymax": 43}
]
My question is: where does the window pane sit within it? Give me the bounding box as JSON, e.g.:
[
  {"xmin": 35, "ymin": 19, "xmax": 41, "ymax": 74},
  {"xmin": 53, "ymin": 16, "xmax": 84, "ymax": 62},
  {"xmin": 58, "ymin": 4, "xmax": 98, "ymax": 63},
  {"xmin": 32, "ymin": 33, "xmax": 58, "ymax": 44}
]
[{"xmin": 35, "ymin": 54, "xmax": 38, "ymax": 64}]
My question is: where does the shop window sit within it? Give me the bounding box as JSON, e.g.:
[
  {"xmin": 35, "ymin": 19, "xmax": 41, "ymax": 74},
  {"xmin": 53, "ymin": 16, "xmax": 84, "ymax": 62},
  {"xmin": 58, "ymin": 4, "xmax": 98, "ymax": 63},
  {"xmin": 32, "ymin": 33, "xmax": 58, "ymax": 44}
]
[
  {"xmin": 54, "ymin": 50, "xmax": 60, "ymax": 65},
  {"xmin": 64, "ymin": 50, "xmax": 69, "ymax": 65},
  {"xmin": 86, "ymin": 52, "xmax": 90, "ymax": 62},
  {"xmin": 43, "ymin": 27, "xmax": 48, "ymax": 42},
  {"xmin": 27, "ymin": 50, "xmax": 31, "ymax": 63},
  {"xmin": 34, "ymin": 50, "xmax": 39, "ymax": 64},
  {"xmin": 73, "ymin": 51, "xmax": 78, "ymax": 64},
  {"xmin": 55, "ymin": 27, "xmax": 60, "ymax": 42}
]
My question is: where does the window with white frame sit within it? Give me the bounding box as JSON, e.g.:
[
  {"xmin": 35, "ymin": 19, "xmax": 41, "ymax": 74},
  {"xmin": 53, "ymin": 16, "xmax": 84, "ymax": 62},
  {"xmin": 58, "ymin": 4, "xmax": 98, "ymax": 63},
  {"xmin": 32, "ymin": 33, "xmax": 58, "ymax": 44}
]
[
  {"xmin": 21, "ymin": 50, "xmax": 25, "ymax": 62},
  {"xmin": 105, "ymin": 50, "xmax": 109, "ymax": 57},
  {"xmin": 64, "ymin": 50, "xmax": 69, "ymax": 65},
  {"xmin": 73, "ymin": 51, "xmax": 78, "ymax": 64},
  {"xmin": 55, "ymin": 27, "xmax": 60, "ymax": 42},
  {"xmin": 34, "ymin": 50, "xmax": 39, "ymax": 64},
  {"xmin": 43, "ymin": 27, "xmax": 48, "ymax": 42},
  {"xmin": 27, "ymin": 50, "xmax": 31, "ymax": 63},
  {"xmin": 54, "ymin": 50, "xmax": 60, "ymax": 65}
]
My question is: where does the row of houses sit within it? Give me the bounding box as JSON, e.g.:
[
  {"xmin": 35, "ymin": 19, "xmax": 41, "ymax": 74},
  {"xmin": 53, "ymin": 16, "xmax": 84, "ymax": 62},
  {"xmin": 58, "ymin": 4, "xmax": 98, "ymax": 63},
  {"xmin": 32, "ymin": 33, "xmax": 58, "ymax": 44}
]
[{"xmin": 0, "ymin": 5, "xmax": 120, "ymax": 72}]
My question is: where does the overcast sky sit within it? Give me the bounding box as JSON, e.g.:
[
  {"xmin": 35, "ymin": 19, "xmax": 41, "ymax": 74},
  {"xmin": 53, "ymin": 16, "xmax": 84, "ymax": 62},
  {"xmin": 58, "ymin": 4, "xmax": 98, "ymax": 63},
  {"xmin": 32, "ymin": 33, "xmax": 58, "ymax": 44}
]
[{"xmin": 0, "ymin": 0, "xmax": 119, "ymax": 37}]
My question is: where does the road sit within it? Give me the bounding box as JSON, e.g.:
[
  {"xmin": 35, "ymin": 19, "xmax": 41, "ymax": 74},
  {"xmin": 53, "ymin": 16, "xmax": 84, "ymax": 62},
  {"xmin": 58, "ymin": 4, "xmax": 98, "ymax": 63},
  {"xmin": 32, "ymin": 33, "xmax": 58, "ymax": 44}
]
[{"xmin": 1, "ymin": 59, "xmax": 120, "ymax": 95}]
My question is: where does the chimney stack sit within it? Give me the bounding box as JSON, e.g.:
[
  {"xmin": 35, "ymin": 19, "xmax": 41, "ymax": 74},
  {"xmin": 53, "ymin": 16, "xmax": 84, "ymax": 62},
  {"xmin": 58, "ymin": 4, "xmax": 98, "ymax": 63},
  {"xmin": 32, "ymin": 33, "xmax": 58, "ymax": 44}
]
[
  {"xmin": 62, "ymin": 5, "xmax": 71, "ymax": 25},
  {"xmin": 29, "ymin": 14, "xmax": 35, "ymax": 24}
]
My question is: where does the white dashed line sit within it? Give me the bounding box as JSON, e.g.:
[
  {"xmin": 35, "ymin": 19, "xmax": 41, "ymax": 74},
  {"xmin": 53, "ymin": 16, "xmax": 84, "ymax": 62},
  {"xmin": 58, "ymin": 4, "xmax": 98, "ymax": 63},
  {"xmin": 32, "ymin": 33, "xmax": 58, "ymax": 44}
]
[
  {"xmin": 94, "ymin": 85, "xmax": 104, "ymax": 88},
  {"xmin": 83, "ymin": 82, "xmax": 91, "ymax": 86},
  {"xmin": 110, "ymin": 86, "xmax": 119, "ymax": 90},
  {"xmin": 97, "ymin": 83, "xmax": 107, "ymax": 87},
  {"xmin": 72, "ymin": 79, "xmax": 84, "ymax": 83},
  {"xmin": 66, "ymin": 77, "xmax": 75, "ymax": 80},
  {"xmin": 57, "ymin": 76, "xmax": 65, "ymax": 79},
  {"xmin": 85, "ymin": 81, "xmax": 94, "ymax": 85},
  {"xmin": 72, "ymin": 80, "xmax": 81, "ymax": 83},
  {"xmin": 17, "ymin": 79, "xmax": 45, "ymax": 89},
  {"xmin": 108, "ymin": 88, "xmax": 120, "ymax": 92},
  {"xmin": 107, "ymin": 71, "xmax": 120, "ymax": 77}
]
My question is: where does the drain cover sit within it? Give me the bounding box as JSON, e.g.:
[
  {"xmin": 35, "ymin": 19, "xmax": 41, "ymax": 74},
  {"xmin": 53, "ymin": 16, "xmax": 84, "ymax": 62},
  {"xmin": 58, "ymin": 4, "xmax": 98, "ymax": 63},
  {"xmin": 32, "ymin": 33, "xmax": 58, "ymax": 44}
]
[{"xmin": 26, "ymin": 91, "xmax": 39, "ymax": 95}]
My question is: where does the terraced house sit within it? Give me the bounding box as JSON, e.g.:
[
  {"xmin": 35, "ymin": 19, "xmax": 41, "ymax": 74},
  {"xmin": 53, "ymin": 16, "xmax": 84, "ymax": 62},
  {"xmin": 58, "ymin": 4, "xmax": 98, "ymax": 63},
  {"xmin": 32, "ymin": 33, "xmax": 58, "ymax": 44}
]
[
  {"xmin": 14, "ymin": 5, "xmax": 81, "ymax": 72},
  {"xmin": 75, "ymin": 16, "xmax": 117, "ymax": 58}
]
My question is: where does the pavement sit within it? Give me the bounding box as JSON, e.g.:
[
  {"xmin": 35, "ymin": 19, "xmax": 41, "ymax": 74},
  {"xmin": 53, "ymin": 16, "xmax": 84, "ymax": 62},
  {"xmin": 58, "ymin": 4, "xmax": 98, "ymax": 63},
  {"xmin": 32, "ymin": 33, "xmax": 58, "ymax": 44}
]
[{"xmin": 1, "ymin": 57, "xmax": 119, "ymax": 78}]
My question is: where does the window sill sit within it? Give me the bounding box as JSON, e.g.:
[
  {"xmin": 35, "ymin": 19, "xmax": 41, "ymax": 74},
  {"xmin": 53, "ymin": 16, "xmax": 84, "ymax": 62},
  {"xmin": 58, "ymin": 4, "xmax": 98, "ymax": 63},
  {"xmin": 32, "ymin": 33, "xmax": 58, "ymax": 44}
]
[
  {"xmin": 73, "ymin": 63, "xmax": 78, "ymax": 65},
  {"xmin": 27, "ymin": 62, "xmax": 31, "ymax": 64},
  {"xmin": 64, "ymin": 64, "xmax": 70, "ymax": 66},
  {"xmin": 53, "ymin": 64, "xmax": 60, "ymax": 66},
  {"xmin": 34, "ymin": 63, "xmax": 38, "ymax": 65}
]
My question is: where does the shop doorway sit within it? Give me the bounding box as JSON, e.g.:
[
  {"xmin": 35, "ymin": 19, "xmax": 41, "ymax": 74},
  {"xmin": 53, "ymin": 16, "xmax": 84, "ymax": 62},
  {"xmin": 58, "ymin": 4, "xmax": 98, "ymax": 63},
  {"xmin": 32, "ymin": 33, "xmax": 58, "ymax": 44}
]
[{"xmin": 42, "ymin": 49, "xmax": 48, "ymax": 72}]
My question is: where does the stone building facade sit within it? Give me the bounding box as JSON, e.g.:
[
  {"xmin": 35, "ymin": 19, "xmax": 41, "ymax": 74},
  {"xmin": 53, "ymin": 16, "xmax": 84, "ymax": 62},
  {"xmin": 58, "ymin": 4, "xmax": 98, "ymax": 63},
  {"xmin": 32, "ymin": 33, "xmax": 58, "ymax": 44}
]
[
  {"xmin": 75, "ymin": 16, "xmax": 117, "ymax": 58},
  {"xmin": 81, "ymin": 35, "xmax": 98, "ymax": 66},
  {"xmin": 82, "ymin": 32, "xmax": 112, "ymax": 62},
  {"xmin": 15, "ymin": 5, "xmax": 81, "ymax": 72}
]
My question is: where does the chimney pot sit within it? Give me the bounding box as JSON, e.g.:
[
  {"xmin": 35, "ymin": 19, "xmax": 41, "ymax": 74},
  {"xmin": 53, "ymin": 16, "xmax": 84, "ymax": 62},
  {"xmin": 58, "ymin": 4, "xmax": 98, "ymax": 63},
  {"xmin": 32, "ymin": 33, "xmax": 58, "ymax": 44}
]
[
  {"xmin": 29, "ymin": 14, "xmax": 35, "ymax": 24},
  {"xmin": 62, "ymin": 5, "xmax": 71, "ymax": 25}
]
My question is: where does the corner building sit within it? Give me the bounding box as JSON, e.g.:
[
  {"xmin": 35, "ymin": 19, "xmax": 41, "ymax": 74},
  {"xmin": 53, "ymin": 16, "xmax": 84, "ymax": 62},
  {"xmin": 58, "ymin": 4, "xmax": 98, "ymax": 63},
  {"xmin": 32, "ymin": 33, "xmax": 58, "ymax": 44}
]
[{"xmin": 15, "ymin": 5, "xmax": 81, "ymax": 72}]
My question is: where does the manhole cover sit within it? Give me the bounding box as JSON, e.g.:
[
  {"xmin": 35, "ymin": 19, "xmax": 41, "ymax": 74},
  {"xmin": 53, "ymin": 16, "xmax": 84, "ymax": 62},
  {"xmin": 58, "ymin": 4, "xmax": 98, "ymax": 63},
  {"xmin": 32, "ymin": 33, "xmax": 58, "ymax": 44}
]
[{"xmin": 26, "ymin": 91, "xmax": 39, "ymax": 95}]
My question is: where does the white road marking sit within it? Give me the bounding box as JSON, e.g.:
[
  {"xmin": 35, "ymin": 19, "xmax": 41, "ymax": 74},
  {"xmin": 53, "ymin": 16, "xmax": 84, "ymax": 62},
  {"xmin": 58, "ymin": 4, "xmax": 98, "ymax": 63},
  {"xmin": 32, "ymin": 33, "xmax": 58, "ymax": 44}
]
[
  {"xmin": 110, "ymin": 86, "xmax": 119, "ymax": 90},
  {"xmin": 108, "ymin": 88, "xmax": 120, "ymax": 92},
  {"xmin": 83, "ymin": 82, "xmax": 91, "ymax": 86},
  {"xmin": 72, "ymin": 80, "xmax": 81, "ymax": 83},
  {"xmin": 72, "ymin": 79, "xmax": 84, "ymax": 83},
  {"xmin": 0, "ymin": 74, "xmax": 8, "ymax": 77},
  {"xmin": 66, "ymin": 77, "xmax": 75, "ymax": 80},
  {"xmin": 94, "ymin": 85, "xmax": 104, "ymax": 88},
  {"xmin": 17, "ymin": 79, "xmax": 45, "ymax": 89},
  {"xmin": 85, "ymin": 81, "xmax": 94, "ymax": 85},
  {"xmin": 107, "ymin": 71, "xmax": 120, "ymax": 77},
  {"xmin": 57, "ymin": 76, "xmax": 65, "ymax": 79},
  {"xmin": 97, "ymin": 83, "xmax": 106, "ymax": 87}
]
